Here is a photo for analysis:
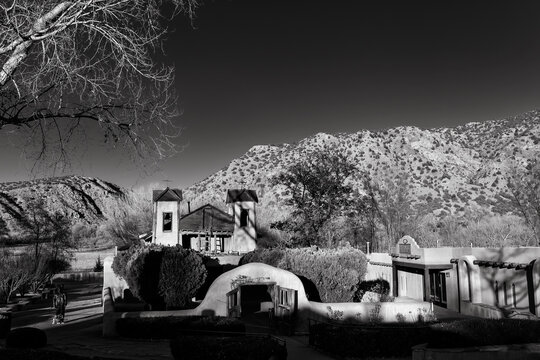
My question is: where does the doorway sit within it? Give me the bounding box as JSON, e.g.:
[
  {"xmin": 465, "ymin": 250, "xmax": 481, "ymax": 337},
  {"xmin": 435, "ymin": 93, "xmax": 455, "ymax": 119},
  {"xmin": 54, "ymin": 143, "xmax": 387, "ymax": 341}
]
[{"xmin": 429, "ymin": 270, "xmax": 447, "ymax": 307}]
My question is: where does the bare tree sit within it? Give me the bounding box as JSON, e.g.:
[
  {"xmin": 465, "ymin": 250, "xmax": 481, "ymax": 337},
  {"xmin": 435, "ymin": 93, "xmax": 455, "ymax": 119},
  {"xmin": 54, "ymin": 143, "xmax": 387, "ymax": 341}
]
[
  {"xmin": 507, "ymin": 160, "xmax": 540, "ymax": 245},
  {"xmin": 0, "ymin": 0, "xmax": 198, "ymax": 170}
]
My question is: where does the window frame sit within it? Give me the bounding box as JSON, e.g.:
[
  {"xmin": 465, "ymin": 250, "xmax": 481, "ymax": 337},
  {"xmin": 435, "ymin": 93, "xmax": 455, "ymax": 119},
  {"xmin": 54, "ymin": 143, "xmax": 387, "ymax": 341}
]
[{"xmin": 162, "ymin": 212, "xmax": 173, "ymax": 232}]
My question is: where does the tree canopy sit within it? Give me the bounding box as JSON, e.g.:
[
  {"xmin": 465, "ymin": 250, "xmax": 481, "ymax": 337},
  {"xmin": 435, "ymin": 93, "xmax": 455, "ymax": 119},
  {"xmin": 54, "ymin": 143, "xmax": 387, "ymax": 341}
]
[{"xmin": 0, "ymin": 0, "xmax": 198, "ymax": 169}]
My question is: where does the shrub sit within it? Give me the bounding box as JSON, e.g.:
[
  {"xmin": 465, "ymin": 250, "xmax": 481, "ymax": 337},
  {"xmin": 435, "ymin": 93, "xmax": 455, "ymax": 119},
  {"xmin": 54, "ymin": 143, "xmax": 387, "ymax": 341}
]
[
  {"xmin": 124, "ymin": 245, "xmax": 164, "ymax": 308},
  {"xmin": 116, "ymin": 316, "xmax": 245, "ymax": 339},
  {"xmin": 111, "ymin": 242, "xmax": 146, "ymax": 280},
  {"xmin": 354, "ymin": 278, "xmax": 391, "ymax": 302},
  {"xmin": 93, "ymin": 256, "xmax": 104, "ymax": 272},
  {"xmin": 170, "ymin": 335, "xmax": 287, "ymax": 360},
  {"xmin": 159, "ymin": 247, "xmax": 207, "ymax": 309},
  {"xmin": 240, "ymin": 247, "xmax": 367, "ymax": 302},
  {"xmin": 6, "ymin": 327, "xmax": 47, "ymax": 348}
]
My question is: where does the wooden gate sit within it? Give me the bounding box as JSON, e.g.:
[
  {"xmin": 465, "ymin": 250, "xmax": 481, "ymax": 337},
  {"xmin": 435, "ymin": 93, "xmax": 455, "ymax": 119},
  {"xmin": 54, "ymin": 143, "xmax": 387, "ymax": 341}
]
[{"xmin": 226, "ymin": 287, "xmax": 241, "ymax": 317}]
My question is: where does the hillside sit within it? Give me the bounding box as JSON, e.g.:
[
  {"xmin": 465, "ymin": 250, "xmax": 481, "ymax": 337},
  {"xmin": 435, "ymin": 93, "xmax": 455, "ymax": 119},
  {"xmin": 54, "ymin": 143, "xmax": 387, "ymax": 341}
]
[
  {"xmin": 183, "ymin": 110, "xmax": 540, "ymax": 223},
  {"xmin": 0, "ymin": 175, "xmax": 127, "ymax": 238}
]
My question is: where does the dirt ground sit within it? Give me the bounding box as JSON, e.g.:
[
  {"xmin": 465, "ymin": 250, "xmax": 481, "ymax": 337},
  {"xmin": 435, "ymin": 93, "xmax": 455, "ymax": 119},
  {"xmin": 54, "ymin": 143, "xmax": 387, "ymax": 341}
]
[{"xmin": 0, "ymin": 279, "xmax": 172, "ymax": 360}]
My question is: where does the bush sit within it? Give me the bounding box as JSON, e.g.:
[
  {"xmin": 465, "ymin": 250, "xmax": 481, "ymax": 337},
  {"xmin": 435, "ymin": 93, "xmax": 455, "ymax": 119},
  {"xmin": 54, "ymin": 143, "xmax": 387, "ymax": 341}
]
[
  {"xmin": 159, "ymin": 248, "xmax": 207, "ymax": 309},
  {"xmin": 170, "ymin": 335, "xmax": 287, "ymax": 360},
  {"xmin": 6, "ymin": 327, "xmax": 47, "ymax": 348},
  {"xmin": 124, "ymin": 245, "xmax": 164, "ymax": 308},
  {"xmin": 116, "ymin": 316, "xmax": 245, "ymax": 339},
  {"xmin": 240, "ymin": 247, "xmax": 367, "ymax": 302},
  {"xmin": 111, "ymin": 242, "xmax": 146, "ymax": 280},
  {"xmin": 354, "ymin": 278, "xmax": 391, "ymax": 302},
  {"xmin": 93, "ymin": 256, "xmax": 104, "ymax": 272}
]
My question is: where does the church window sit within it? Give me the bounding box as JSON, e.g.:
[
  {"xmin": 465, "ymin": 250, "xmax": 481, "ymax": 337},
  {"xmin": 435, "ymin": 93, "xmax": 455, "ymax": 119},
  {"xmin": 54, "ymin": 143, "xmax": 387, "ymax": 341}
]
[
  {"xmin": 240, "ymin": 209, "xmax": 249, "ymax": 227},
  {"xmin": 163, "ymin": 212, "xmax": 172, "ymax": 231}
]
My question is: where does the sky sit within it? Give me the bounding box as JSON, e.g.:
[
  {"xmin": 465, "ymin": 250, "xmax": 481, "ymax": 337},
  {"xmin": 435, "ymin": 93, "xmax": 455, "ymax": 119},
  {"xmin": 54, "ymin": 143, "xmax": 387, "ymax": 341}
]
[{"xmin": 3, "ymin": 1, "xmax": 540, "ymax": 189}]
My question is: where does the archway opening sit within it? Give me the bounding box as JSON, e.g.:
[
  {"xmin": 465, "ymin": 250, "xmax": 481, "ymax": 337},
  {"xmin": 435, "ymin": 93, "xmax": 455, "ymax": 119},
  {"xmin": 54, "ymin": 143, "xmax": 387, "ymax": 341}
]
[{"xmin": 240, "ymin": 284, "xmax": 273, "ymax": 316}]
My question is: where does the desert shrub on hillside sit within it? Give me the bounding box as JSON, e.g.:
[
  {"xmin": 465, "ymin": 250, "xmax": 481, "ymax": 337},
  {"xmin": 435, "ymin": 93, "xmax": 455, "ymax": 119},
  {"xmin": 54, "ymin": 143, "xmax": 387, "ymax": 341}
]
[
  {"xmin": 241, "ymin": 247, "xmax": 367, "ymax": 302},
  {"xmin": 159, "ymin": 248, "xmax": 207, "ymax": 309}
]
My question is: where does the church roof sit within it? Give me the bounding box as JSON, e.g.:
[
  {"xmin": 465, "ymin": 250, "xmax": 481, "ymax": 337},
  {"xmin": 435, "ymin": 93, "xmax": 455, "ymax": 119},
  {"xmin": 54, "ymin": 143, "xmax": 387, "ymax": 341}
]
[
  {"xmin": 179, "ymin": 204, "xmax": 234, "ymax": 232},
  {"xmin": 225, "ymin": 189, "xmax": 258, "ymax": 203},
  {"xmin": 152, "ymin": 188, "xmax": 183, "ymax": 202}
]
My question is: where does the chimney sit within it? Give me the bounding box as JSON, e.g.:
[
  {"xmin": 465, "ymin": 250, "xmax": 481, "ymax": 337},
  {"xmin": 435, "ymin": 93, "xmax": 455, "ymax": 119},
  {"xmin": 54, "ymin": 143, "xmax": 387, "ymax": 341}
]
[{"xmin": 188, "ymin": 201, "xmax": 191, "ymax": 213}]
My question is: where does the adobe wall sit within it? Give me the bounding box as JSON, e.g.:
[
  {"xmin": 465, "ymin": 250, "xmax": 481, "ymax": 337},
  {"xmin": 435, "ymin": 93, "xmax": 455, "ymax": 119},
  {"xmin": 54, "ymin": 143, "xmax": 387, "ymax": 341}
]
[
  {"xmin": 231, "ymin": 202, "xmax": 257, "ymax": 252},
  {"xmin": 103, "ymin": 256, "xmax": 128, "ymax": 301},
  {"xmin": 154, "ymin": 201, "xmax": 179, "ymax": 246},
  {"xmin": 103, "ymin": 262, "xmax": 432, "ymax": 336}
]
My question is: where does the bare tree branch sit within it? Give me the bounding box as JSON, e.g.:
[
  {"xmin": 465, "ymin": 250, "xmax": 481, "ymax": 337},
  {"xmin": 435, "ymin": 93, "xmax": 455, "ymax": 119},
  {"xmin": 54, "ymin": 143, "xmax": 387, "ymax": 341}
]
[{"xmin": 0, "ymin": 0, "xmax": 198, "ymax": 170}]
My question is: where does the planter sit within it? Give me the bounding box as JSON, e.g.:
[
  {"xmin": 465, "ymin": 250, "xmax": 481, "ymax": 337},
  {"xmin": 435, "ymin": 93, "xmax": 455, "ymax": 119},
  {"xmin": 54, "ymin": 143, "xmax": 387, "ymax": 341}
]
[
  {"xmin": 412, "ymin": 343, "xmax": 540, "ymax": 360},
  {"xmin": 0, "ymin": 312, "xmax": 12, "ymax": 338}
]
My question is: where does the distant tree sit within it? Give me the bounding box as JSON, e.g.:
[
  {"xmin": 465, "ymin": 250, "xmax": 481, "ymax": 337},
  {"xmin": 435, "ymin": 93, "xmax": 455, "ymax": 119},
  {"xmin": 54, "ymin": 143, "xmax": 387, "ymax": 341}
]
[
  {"xmin": 0, "ymin": 0, "xmax": 198, "ymax": 169},
  {"xmin": 15, "ymin": 196, "xmax": 73, "ymax": 292},
  {"xmin": 0, "ymin": 217, "xmax": 8, "ymax": 244},
  {"xmin": 20, "ymin": 196, "xmax": 54, "ymax": 265},
  {"xmin": 272, "ymin": 146, "xmax": 357, "ymax": 246},
  {"xmin": 507, "ymin": 160, "xmax": 540, "ymax": 245},
  {"xmin": 366, "ymin": 171, "xmax": 413, "ymax": 252},
  {"xmin": 104, "ymin": 190, "xmax": 152, "ymax": 248},
  {"xmin": 0, "ymin": 251, "xmax": 33, "ymax": 303}
]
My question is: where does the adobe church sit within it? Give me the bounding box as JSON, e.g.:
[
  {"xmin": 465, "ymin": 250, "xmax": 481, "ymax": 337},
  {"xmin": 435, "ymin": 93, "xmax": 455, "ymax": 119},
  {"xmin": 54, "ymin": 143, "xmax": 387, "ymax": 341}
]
[{"xmin": 150, "ymin": 188, "xmax": 258, "ymax": 253}]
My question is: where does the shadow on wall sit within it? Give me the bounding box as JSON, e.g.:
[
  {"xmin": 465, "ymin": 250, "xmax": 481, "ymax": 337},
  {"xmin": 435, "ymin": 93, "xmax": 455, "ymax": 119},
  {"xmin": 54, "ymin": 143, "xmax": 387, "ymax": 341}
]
[{"xmin": 457, "ymin": 247, "xmax": 540, "ymax": 318}]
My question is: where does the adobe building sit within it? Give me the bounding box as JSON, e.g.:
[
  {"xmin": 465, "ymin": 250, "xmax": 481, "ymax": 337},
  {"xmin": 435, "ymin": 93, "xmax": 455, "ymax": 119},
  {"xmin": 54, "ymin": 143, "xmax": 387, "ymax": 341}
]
[
  {"xmin": 151, "ymin": 188, "xmax": 258, "ymax": 254},
  {"xmin": 368, "ymin": 235, "xmax": 540, "ymax": 319}
]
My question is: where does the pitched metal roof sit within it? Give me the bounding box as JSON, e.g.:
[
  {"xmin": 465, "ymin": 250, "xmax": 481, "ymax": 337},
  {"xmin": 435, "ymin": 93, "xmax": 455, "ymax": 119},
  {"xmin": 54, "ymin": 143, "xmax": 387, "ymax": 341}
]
[
  {"xmin": 179, "ymin": 204, "xmax": 234, "ymax": 232},
  {"xmin": 152, "ymin": 187, "xmax": 183, "ymax": 202},
  {"xmin": 225, "ymin": 189, "xmax": 258, "ymax": 203}
]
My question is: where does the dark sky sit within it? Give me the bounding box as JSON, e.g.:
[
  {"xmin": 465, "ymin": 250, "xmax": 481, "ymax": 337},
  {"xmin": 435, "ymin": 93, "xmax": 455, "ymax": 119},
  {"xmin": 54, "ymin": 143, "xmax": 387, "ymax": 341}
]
[{"xmin": 3, "ymin": 1, "xmax": 540, "ymax": 189}]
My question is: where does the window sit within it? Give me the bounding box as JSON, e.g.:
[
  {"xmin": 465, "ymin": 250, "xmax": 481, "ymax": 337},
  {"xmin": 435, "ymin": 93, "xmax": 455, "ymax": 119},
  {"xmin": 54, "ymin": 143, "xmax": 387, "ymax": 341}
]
[
  {"xmin": 240, "ymin": 209, "xmax": 249, "ymax": 227},
  {"xmin": 163, "ymin": 212, "xmax": 172, "ymax": 232},
  {"xmin": 512, "ymin": 283, "xmax": 517, "ymax": 308},
  {"xmin": 503, "ymin": 282, "xmax": 508, "ymax": 306},
  {"xmin": 494, "ymin": 281, "xmax": 499, "ymax": 305}
]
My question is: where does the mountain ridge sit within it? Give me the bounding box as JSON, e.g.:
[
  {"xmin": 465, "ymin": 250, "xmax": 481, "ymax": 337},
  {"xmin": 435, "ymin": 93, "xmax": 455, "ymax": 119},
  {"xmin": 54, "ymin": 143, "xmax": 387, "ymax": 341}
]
[{"xmin": 183, "ymin": 110, "xmax": 540, "ymax": 224}]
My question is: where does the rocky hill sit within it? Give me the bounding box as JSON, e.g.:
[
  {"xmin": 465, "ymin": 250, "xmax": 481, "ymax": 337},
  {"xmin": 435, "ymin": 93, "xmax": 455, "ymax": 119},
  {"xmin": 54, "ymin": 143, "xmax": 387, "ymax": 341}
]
[
  {"xmin": 0, "ymin": 175, "xmax": 127, "ymax": 237},
  {"xmin": 183, "ymin": 110, "xmax": 540, "ymax": 224}
]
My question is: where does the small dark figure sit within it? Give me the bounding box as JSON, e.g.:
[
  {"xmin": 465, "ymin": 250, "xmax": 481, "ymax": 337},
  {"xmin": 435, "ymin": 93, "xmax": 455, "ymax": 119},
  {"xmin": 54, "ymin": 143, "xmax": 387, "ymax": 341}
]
[{"xmin": 52, "ymin": 286, "xmax": 67, "ymax": 324}]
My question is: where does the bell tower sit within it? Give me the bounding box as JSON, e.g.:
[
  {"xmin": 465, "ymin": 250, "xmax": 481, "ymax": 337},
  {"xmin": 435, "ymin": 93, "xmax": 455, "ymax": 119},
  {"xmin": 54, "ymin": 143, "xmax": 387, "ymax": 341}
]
[{"xmin": 226, "ymin": 189, "xmax": 258, "ymax": 252}]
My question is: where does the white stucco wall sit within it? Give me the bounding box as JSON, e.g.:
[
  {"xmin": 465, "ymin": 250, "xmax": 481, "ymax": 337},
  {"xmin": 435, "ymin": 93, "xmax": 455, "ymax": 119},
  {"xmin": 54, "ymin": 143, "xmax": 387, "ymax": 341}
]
[
  {"xmin": 154, "ymin": 201, "xmax": 179, "ymax": 246},
  {"xmin": 103, "ymin": 262, "xmax": 432, "ymax": 336},
  {"xmin": 231, "ymin": 201, "xmax": 257, "ymax": 252}
]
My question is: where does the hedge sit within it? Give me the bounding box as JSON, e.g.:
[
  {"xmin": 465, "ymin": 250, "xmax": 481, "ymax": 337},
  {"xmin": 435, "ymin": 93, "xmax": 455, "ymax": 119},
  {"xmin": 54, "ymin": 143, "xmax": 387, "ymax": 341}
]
[
  {"xmin": 170, "ymin": 335, "xmax": 287, "ymax": 360},
  {"xmin": 112, "ymin": 245, "xmax": 209, "ymax": 310},
  {"xmin": 240, "ymin": 247, "xmax": 367, "ymax": 302},
  {"xmin": 310, "ymin": 319, "xmax": 540, "ymax": 357},
  {"xmin": 116, "ymin": 316, "xmax": 246, "ymax": 339},
  {"xmin": 159, "ymin": 249, "xmax": 207, "ymax": 309}
]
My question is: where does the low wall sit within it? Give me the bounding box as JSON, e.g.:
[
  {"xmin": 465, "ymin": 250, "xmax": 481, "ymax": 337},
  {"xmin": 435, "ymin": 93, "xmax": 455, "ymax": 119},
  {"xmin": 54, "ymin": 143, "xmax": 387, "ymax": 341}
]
[
  {"xmin": 103, "ymin": 256, "xmax": 128, "ymax": 301},
  {"xmin": 308, "ymin": 300, "xmax": 433, "ymax": 324},
  {"xmin": 53, "ymin": 271, "xmax": 103, "ymax": 282},
  {"xmin": 102, "ymin": 262, "xmax": 433, "ymax": 336}
]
